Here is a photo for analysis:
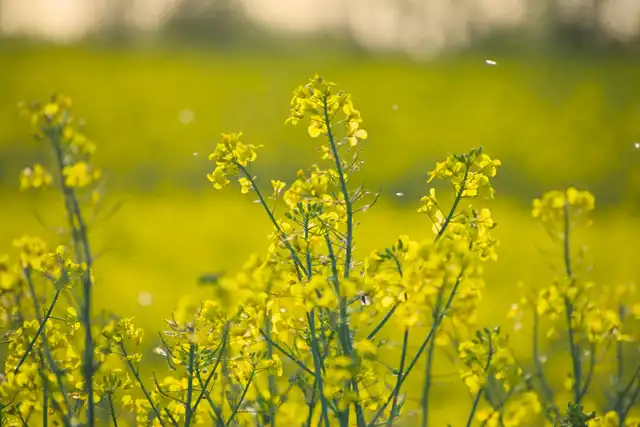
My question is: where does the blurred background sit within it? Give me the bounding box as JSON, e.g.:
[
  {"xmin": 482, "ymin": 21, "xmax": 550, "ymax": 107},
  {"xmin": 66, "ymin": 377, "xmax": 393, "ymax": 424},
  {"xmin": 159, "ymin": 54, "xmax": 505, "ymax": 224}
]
[{"xmin": 1, "ymin": 0, "xmax": 640, "ymax": 423}]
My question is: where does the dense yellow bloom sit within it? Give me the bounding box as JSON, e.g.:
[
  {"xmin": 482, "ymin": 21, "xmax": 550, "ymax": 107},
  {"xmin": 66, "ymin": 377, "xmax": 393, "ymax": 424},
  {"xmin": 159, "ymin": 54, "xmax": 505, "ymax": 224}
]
[
  {"xmin": 286, "ymin": 74, "xmax": 368, "ymax": 147},
  {"xmin": 62, "ymin": 161, "xmax": 102, "ymax": 188},
  {"xmin": 8, "ymin": 78, "xmax": 640, "ymax": 427}
]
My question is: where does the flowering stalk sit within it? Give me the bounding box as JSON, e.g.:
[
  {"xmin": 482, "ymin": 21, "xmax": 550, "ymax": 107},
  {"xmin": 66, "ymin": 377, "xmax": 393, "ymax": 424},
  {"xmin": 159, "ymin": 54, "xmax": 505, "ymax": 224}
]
[
  {"xmin": 421, "ymin": 288, "xmax": 444, "ymax": 427},
  {"xmin": 532, "ymin": 307, "xmax": 558, "ymax": 419},
  {"xmin": 48, "ymin": 127, "xmax": 96, "ymax": 425},
  {"xmin": 465, "ymin": 333, "xmax": 494, "ymax": 427},
  {"xmin": 184, "ymin": 343, "xmax": 196, "ymax": 427},
  {"xmin": 307, "ymin": 311, "xmax": 331, "ymax": 427},
  {"xmin": 236, "ymin": 163, "xmax": 308, "ymax": 278},
  {"xmin": 562, "ymin": 202, "xmax": 582, "ymax": 404},
  {"xmin": 369, "ymin": 269, "xmax": 466, "ymax": 427},
  {"xmin": 387, "ymin": 329, "xmax": 410, "ymax": 426},
  {"xmin": 120, "ymin": 342, "xmax": 167, "ymax": 427},
  {"xmin": 321, "ymin": 94, "xmax": 354, "ymax": 279},
  {"xmin": 24, "ymin": 268, "xmax": 72, "ymax": 426}
]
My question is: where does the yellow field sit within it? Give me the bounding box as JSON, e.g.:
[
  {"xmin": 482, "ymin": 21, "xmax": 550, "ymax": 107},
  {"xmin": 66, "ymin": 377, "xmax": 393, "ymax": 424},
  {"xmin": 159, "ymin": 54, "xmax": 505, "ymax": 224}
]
[{"xmin": 1, "ymin": 43, "xmax": 639, "ymax": 425}]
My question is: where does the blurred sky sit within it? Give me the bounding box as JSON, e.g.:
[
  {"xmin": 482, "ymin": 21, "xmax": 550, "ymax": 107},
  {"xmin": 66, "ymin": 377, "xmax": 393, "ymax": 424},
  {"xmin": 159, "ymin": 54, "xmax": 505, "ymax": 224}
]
[{"xmin": 1, "ymin": 0, "xmax": 639, "ymax": 56}]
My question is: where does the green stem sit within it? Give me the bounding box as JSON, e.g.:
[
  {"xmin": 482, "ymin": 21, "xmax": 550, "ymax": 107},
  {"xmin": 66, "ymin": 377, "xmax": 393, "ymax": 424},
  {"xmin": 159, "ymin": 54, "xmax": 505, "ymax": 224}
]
[
  {"xmin": 322, "ymin": 94, "xmax": 353, "ymax": 279},
  {"xmin": 436, "ymin": 163, "xmax": 470, "ymax": 241},
  {"xmin": 562, "ymin": 201, "xmax": 582, "ymax": 404},
  {"xmin": 264, "ymin": 292, "xmax": 277, "ymax": 427},
  {"xmin": 225, "ymin": 369, "xmax": 255, "ymax": 426},
  {"xmin": 308, "ymin": 311, "xmax": 331, "ymax": 427},
  {"xmin": 368, "ymin": 165, "xmax": 469, "ymax": 342},
  {"xmin": 366, "ymin": 306, "xmax": 397, "ymax": 341},
  {"xmin": 620, "ymin": 379, "xmax": 640, "ymax": 426},
  {"xmin": 421, "ymin": 288, "xmax": 444, "ymax": 427},
  {"xmin": 614, "ymin": 362, "xmax": 640, "ymax": 413},
  {"xmin": 24, "ymin": 269, "xmax": 72, "ymax": 426},
  {"xmin": 120, "ymin": 343, "xmax": 166, "ymax": 427},
  {"xmin": 194, "ymin": 372, "xmax": 225, "ymax": 427},
  {"xmin": 108, "ymin": 393, "xmax": 118, "ymax": 427},
  {"xmin": 324, "ymin": 234, "xmax": 365, "ymax": 426},
  {"xmin": 577, "ymin": 343, "xmax": 596, "ymax": 402},
  {"xmin": 42, "ymin": 359, "xmax": 48, "ymax": 427},
  {"xmin": 532, "ymin": 308, "xmax": 558, "ymax": 419},
  {"xmin": 50, "ymin": 129, "xmax": 96, "ymax": 426},
  {"xmin": 387, "ymin": 329, "xmax": 410, "ymax": 426},
  {"xmin": 305, "ymin": 378, "xmax": 318, "ymax": 427},
  {"xmin": 465, "ymin": 334, "xmax": 494, "ymax": 427},
  {"xmin": 368, "ymin": 269, "xmax": 465, "ymax": 427},
  {"xmin": 14, "ymin": 280, "xmax": 62, "ymax": 375},
  {"xmin": 236, "ymin": 163, "xmax": 308, "ymax": 277},
  {"xmin": 184, "ymin": 343, "xmax": 196, "ymax": 427},
  {"xmin": 259, "ymin": 330, "xmax": 315, "ymax": 376},
  {"xmin": 192, "ymin": 326, "xmax": 228, "ymax": 415}
]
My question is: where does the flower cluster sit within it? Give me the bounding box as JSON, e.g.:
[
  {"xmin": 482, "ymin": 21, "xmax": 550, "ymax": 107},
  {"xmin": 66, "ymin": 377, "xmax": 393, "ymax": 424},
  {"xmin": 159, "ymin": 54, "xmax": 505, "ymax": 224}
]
[{"xmin": 206, "ymin": 132, "xmax": 262, "ymax": 191}]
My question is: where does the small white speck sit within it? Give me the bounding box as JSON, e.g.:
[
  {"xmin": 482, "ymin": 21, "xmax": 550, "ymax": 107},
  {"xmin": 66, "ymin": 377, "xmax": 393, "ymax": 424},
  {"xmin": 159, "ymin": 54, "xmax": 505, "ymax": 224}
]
[
  {"xmin": 193, "ymin": 152, "xmax": 199, "ymax": 156},
  {"xmin": 395, "ymin": 192, "xmax": 404, "ymax": 197},
  {"xmin": 22, "ymin": 167, "xmax": 32, "ymax": 176},
  {"xmin": 514, "ymin": 322, "xmax": 522, "ymax": 331},
  {"xmin": 538, "ymin": 355, "xmax": 548, "ymax": 364},
  {"xmin": 392, "ymin": 104, "xmax": 399, "ymax": 111},
  {"xmin": 485, "ymin": 59, "xmax": 497, "ymax": 66},
  {"xmin": 137, "ymin": 291, "xmax": 153, "ymax": 306},
  {"xmin": 179, "ymin": 109, "xmax": 195, "ymax": 125},
  {"xmin": 634, "ymin": 142, "xmax": 639, "ymax": 149},
  {"xmin": 253, "ymin": 199, "xmax": 261, "ymax": 204},
  {"xmin": 510, "ymin": 303, "xmax": 518, "ymax": 311},
  {"xmin": 280, "ymin": 308, "xmax": 286, "ymax": 313},
  {"xmin": 584, "ymin": 350, "xmax": 591, "ymax": 357},
  {"xmin": 153, "ymin": 346, "xmax": 168, "ymax": 357}
]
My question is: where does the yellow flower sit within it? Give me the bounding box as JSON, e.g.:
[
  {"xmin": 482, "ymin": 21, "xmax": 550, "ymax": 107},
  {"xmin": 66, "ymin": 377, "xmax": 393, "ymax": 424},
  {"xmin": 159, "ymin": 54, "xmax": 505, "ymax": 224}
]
[
  {"xmin": 19, "ymin": 164, "xmax": 52, "ymax": 190},
  {"xmin": 62, "ymin": 161, "xmax": 101, "ymax": 188},
  {"xmin": 238, "ymin": 177, "xmax": 252, "ymax": 194},
  {"xmin": 271, "ymin": 180, "xmax": 286, "ymax": 198},
  {"xmin": 207, "ymin": 165, "xmax": 229, "ymax": 189}
]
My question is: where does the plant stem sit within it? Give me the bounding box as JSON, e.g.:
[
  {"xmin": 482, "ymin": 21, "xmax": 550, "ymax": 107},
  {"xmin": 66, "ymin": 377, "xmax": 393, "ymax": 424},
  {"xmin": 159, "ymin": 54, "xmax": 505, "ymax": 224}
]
[
  {"xmin": 120, "ymin": 343, "xmax": 166, "ymax": 427},
  {"xmin": 308, "ymin": 311, "xmax": 331, "ymax": 427},
  {"xmin": 24, "ymin": 269, "xmax": 72, "ymax": 425},
  {"xmin": 620, "ymin": 378, "xmax": 640, "ymax": 425},
  {"xmin": 562, "ymin": 201, "xmax": 582, "ymax": 404},
  {"xmin": 421, "ymin": 288, "xmax": 444, "ymax": 427},
  {"xmin": 192, "ymin": 326, "xmax": 228, "ymax": 415},
  {"xmin": 578, "ymin": 343, "xmax": 596, "ymax": 402},
  {"xmin": 387, "ymin": 329, "xmax": 410, "ymax": 426},
  {"xmin": 368, "ymin": 163, "xmax": 469, "ymax": 342},
  {"xmin": 194, "ymin": 372, "xmax": 225, "ymax": 427},
  {"xmin": 322, "ymin": 94, "xmax": 353, "ymax": 279},
  {"xmin": 436, "ymin": 163, "xmax": 470, "ymax": 241},
  {"xmin": 264, "ymin": 288, "xmax": 277, "ymax": 427},
  {"xmin": 42, "ymin": 359, "xmax": 48, "ymax": 427},
  {"xmin": 614, "ymin": 362, "xmax": 640, "ymax": 413},
  {"xmin": 532, "ymin": 308, "xmax": 558, "ymax": 419},
  {"xmin": 465, "ymin": 335, "xmax": 494, "ymax": 427},
  {"xmin": 14, "ymin": 279, "xmax": 62, "ymax": 375},
  {"xmin": 49, "ymin": 129, "xmax": 96, "ymax": 425},
  {"xmin": 225, "ymin": 370, "xmax": 255, "ymax": 426},
  {"xmin": 236, "ymin": 163, "xmax": 308, "ymax": 277},
  {"xmin": 368, "ymin": 269, "xmax": 465, "ymax": 427},
  {"xmin": 108, "ymin": 393, "xmax": 118, "ymax": 427},
  {"xmin": 259, "ymin": 330, "xmax": 315, "ymax": 376},
  {"xmin": 184, "ymin": 343, "xmax": 196, "ymax": 427}
]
